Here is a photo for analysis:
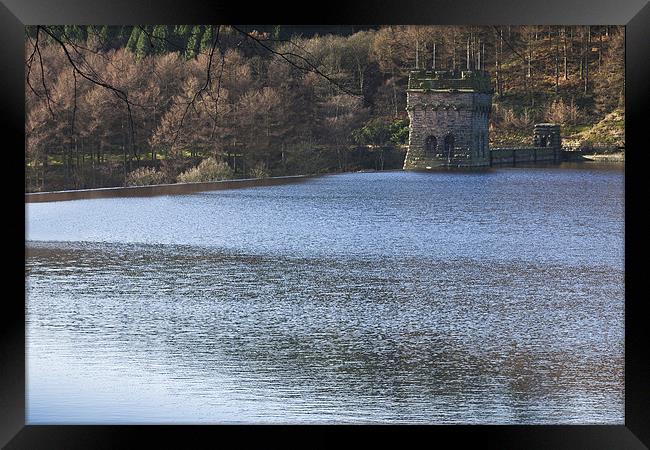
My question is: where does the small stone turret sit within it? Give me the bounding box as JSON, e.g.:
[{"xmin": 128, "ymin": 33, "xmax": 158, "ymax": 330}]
[
  {"xmin": 403, "ymin": 69, "xmax": 493, "ymax": 169},
  {"xmin": 533, "ymin": 123, "xmax": 561, "ymax": 150}
]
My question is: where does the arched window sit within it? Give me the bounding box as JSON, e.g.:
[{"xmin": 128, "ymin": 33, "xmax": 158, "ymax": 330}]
[
  {"xmin": 540, "ymin": 135, "xmax": 548, "ymax": 147},
  {"xmin": 424, "ymin": 135, "xmax": 437, "ymax": 156},
  {"xmin": 444, "ymin": 134, "xmax": 455, "ymax": 158}
]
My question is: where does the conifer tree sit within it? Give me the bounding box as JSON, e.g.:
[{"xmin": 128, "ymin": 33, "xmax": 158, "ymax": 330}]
[
  {"xmin": 135, "ymin": 27, "xmax": 151, "ymax": 61},
  {"xmin": 63, "ymin": 25, "xmax": 85, "ymax": 42},
  {"xmin": 86, "ymin": 25, "xmax": 110, "ymax": 50},
  {"xmin": 114, "ymin": 26, "xmax": 129, "ymax": 47},
  {"xmin": 185, "ymin": 26, "xmax": 201, "ymax": 59},
  {"xmin": 199, "ymin": 26, "xmax": 213, "ymax": 53},
  {"xmin": 174, "ymin": 25, "xmax": 189, "ymax": 37},
  {"xmin": 98, "ymin": 26, "xmax": 109, "ymax": 46},
  {"xmin": 126, "ymin": 27, "xmax": 142, "ymax": 52},
  {"xmin": 152, "ymin": 25, "xmax": 168, "ymax": 54}
]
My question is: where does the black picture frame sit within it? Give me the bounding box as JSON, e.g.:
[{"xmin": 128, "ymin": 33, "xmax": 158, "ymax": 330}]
[{"xmin": 3, "ymin": 0, "xmax": 648, "ymax": 447}]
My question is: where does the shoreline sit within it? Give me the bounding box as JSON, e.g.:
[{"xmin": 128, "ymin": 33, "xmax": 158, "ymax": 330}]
[
  {"xmin": 581, "ymin": 152, "xmax": 625, "ymax": 162},
  {"xmin": 25, "ymin": 175, "xmax": 316, "ymax": 203},
  {"xmin": 25, "ymin": 158, "xmax": 624, "ymax": 203}
]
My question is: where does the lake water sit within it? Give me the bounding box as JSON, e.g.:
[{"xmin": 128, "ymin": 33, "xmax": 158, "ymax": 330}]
[{"xmin": 25, "ymin": 166, "xmax": 625, "ymax": 424}]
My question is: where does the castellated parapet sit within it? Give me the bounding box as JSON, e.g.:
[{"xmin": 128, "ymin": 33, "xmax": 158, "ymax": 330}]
[{"xmin": 404, "ymin": 69, "xmax": 493, "ymax": 169}]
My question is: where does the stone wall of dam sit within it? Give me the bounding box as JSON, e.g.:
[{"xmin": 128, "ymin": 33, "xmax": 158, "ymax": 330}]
[
  {"xmin": 404, "ymin": 69, "xmax": 493, "ymax": 170},
  {"xmin": 489, "ymin": 147, "xmax": 560, "ymax": 166},
  {"xmin": 25, "ymin": 175, "xmax": 312, "ymax": 203}
]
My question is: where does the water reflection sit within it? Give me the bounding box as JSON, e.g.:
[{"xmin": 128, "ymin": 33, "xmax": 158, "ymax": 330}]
[{"xmin": 26, "ymin": 168, "xmax": 624, "ymax": 423}]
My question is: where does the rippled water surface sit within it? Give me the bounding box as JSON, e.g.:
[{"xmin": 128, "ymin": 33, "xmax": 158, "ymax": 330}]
[{"xmin": 26, "ymin": 166, "xmax": 624, "ymax": 424}]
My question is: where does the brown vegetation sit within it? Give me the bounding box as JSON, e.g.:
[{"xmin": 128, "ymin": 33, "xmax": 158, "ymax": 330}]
[{"xmin": 25, "ymin": 25, "xmax": 624, "ymax": 192}]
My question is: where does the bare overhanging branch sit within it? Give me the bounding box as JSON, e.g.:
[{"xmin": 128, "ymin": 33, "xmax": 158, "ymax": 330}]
[
  {"xmin": 170, "ymin": 25, "xmax": 221, "ymax": 151},
  {"xmin": 38, "ymin": 25, "xmax": 139, "ymax": 160},
  {"xmin": 231, "ymin": 25, "xmax": 362, "ymax": 98}
]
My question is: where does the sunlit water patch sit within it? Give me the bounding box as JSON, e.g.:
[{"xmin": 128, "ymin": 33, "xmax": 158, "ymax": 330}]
[{"xmin": 26, "ymin": 167, "xmax": 624, "ymax": 423}]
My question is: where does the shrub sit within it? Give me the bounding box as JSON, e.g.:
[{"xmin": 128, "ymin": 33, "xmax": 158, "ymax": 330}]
[
  {"xmin": 352, "ymin": 118, "xmax": 391, "ymax": 146},
  {"xmin": 176, "ymin": 157, "xmax": 234, "ymax": 183},
  {"xmin": 547, "ymin": 98, "xmax": 581, "ymax": 125},
  {"xmin": 126, "ymin": 167, "xmax": 167, "ymax": 186},
  {"xmin": 389, "ymin": 119, "xmax": 409, "ymax": 145},
  {"xmin": 249, "ymin": 162, "xmax": 269, "ymax": 179}
]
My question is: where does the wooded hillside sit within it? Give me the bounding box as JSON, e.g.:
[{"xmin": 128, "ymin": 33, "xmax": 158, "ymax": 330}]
[{"xmin": 25, "ymin": 25, "xmax": 624, "ymax": 191}]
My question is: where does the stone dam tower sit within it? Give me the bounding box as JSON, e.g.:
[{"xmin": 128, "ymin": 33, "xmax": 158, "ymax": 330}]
[{"xmin": 404, "ymin": 69, "xmax": 493, "ymax": 169}]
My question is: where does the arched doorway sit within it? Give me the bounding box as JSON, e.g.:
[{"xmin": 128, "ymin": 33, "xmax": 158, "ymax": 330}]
[
  {"xmin": 424, "ymin": 135, "xmax": 437, "ymax": 156},
  {"xmin": 444, "ymin": 134, "xmax": 455, "ymax": 158}
]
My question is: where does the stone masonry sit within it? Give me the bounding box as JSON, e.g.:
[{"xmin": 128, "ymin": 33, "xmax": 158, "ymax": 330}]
[
  {"xmin": 404, "ymin": 69, "xmax": 493, "ymax": 169},
  {"xmin": 533, "ymin": 123, "xmax": 561, "ymax": 149}
]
